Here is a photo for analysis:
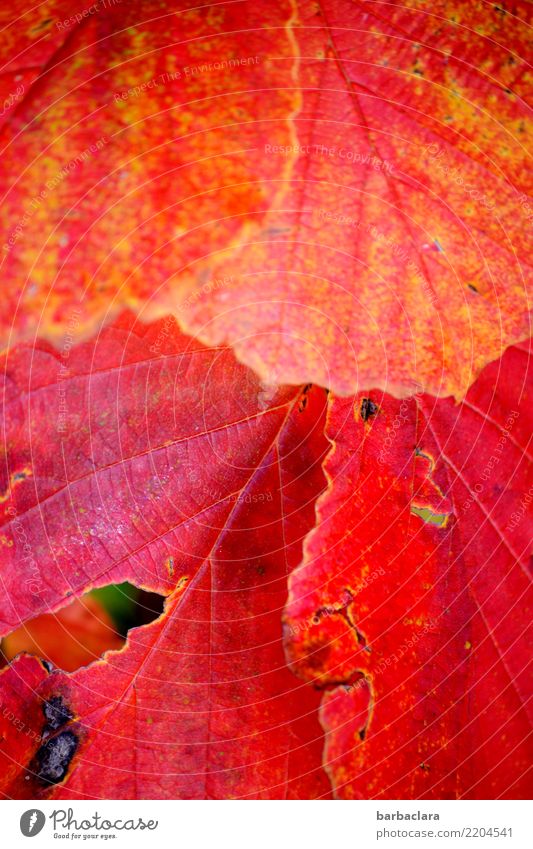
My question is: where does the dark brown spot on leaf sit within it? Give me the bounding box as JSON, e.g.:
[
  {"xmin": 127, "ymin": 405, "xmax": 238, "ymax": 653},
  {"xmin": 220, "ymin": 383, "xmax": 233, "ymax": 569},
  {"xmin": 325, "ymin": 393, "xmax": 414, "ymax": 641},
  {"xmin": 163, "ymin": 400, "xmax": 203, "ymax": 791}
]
[
  {"xmin": 43, "ymin": 696, "xmax": 73, "ymax": 735},
  {"xmin": 35, "ymin": 730, "xmax": 78, "ymax": 785},
  {"xmin": 298, "ymin": 384, "xmax": 313, "ymax": 412},
  {"xmin": 360, "ymin": 397, "xmax": 378, "ymax": 421}
]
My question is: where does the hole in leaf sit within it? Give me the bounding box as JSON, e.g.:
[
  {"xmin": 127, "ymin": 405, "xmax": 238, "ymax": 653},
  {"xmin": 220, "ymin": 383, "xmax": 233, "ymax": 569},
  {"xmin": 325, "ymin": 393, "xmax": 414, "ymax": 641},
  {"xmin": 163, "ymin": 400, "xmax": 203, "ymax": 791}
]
[{"xmin": 0, "ymin": 583, "xmax": 165, "ymax": 673}]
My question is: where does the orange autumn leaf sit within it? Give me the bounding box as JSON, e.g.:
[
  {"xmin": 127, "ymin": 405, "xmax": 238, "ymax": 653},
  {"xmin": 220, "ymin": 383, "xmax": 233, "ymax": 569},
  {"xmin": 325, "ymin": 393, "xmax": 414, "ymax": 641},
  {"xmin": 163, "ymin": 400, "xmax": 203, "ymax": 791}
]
[
  {"xmin": 0, "ymin": 1, "xmax": 530, "ymax": 396},
  {"xmin": 2, "ymin": 594, "xmax": 124, "ymax": 673},
  {"xmin": 0, "ymin": 0, "xmax": 531, "ymax": 805}
]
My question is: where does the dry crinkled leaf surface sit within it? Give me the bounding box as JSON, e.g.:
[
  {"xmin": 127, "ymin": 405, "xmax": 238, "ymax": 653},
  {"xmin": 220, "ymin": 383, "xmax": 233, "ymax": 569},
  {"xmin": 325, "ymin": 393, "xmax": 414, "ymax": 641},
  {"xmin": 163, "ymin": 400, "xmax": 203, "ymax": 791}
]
[{"xmin": 0, "ymin": 0, "xmax": 531, "ymax": 396}]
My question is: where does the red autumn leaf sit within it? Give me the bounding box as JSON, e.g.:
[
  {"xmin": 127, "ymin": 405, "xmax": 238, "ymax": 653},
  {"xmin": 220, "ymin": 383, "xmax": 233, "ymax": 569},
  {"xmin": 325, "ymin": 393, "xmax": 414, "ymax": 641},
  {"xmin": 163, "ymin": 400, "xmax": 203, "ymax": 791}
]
[
  {"xmin": 1, "ymin": 1, "xmax": 531, "ymax": 397},
  {"xmin": 0, "ymin": 0, "xmax": 531, "ymax": 806},
  {"xmin": 1, "ymin": 593, "xmax": 124, "ymax": 673},
  {"xmin": 284, "ymin": 341, "xmax": 532, "ymax": 799},
  {"xmin": 0, "ymin": 313, "xmax": 331, "ymax": 799}
]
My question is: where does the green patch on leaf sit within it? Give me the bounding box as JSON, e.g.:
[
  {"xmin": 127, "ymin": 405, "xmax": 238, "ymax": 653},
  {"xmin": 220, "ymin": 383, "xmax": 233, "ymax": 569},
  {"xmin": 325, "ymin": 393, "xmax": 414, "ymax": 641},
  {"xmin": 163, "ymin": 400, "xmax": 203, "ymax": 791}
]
[{"xmin": 410, "ymin": 505, "xmax": 450, "ymax": 528}]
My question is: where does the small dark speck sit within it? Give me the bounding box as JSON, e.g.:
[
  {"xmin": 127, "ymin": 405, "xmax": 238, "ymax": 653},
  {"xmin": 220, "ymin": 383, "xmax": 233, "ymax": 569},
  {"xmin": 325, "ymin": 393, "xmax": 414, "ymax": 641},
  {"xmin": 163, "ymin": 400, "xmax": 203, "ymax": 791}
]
[
  {"xmin": 41, "ymin": 659, "xmax": 54, "ymax": 673},
  {"xmin": 298, "ymin": 383, "xmax": 313, "ymax": 412},
  {"xmin": 420, "ymin": 762, "xmax": 431, "ymax": 772},
  {"xmin": 36, "ymin": 730, "xmax": 78, "ymax": 785},
  {"xmin": 43, "ymin": 696, "xmax": 73, "ymax": 734},
  {"xmin": 360, "ymin": 397, "xmax": 378, "ymax": 421},
  {"xmin": 468, "ymin": 284, "xmax": 479, "ymax": 293},
  {"xmin": 358, "ymin": 727, "xmax": 367, "ymax": 741}
]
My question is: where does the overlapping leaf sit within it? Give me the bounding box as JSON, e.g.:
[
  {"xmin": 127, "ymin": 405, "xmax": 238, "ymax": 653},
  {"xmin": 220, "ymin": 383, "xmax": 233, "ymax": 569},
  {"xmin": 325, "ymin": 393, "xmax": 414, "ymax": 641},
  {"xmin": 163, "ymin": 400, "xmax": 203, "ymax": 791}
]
[
  {"xmin": 1, "ymin": 1, "xmax": 531, "ymax": 396},
  {"xmin": 0, "ymin": 314, "xmax": 330, "ymax": 799},
  {"xmin": 1, "ymin": 594, "xmax": 124, "ymax": 672},
  {"xmin": 0, "ymin": 0, "xmax": 531, "ymax": 804},
  {"xmin": 284, "ymin": 342, "xmax": 532, "ymax": 798}
]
